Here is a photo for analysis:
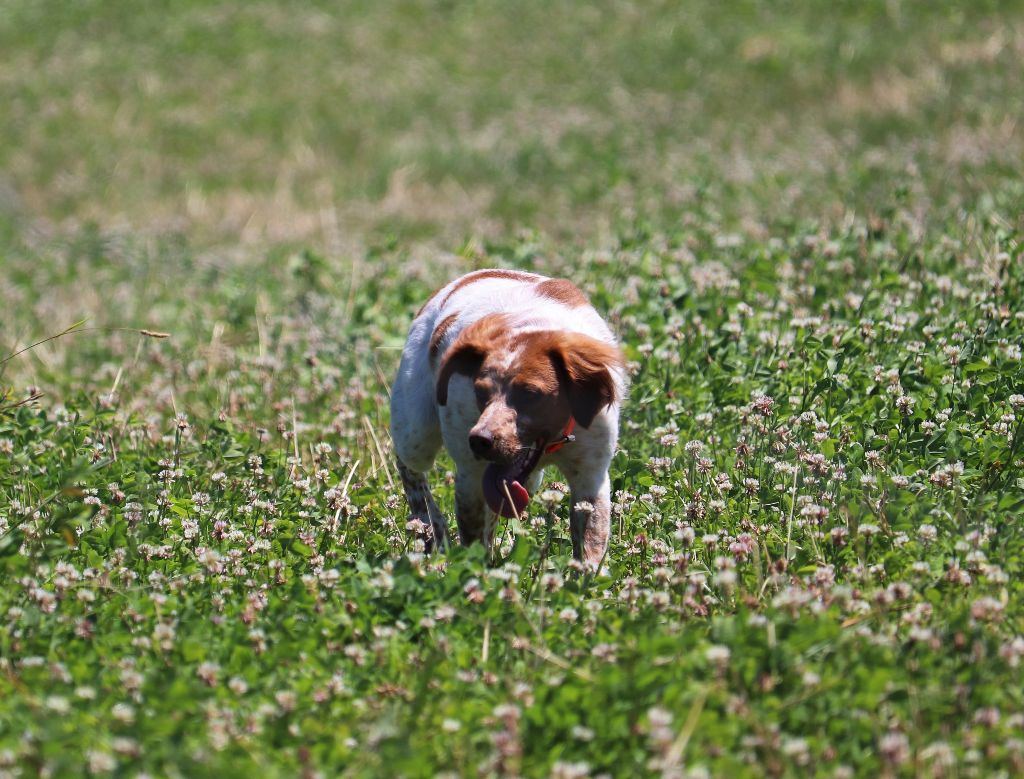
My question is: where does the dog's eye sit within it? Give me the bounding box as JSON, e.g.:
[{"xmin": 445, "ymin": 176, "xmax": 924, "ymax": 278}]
[
  {"xmin": 474, "ymin": 383, "xmax": 492, "ymax": 408},
  {"xmin": 518, "ymin": 386, "xmax": 544, "ymax": 404}
]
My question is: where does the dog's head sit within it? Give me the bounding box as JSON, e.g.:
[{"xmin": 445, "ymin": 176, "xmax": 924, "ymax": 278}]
[{"xmin": 436, "ymin": 314, "xmax": 624, "ymax": 464}]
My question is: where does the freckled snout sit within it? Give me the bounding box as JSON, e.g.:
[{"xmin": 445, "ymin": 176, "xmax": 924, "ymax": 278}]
[
  {"xmin": 468, "ymin": 423, "xmax": 517, "ymax": 463},
  {"xmin": 469, "ymin": 401, "xmax": 520, "ymax": 463}
]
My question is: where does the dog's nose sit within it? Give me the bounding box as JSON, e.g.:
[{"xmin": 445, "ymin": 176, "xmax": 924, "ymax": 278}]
[{"xmin": 468, "ymin": 430, "xmax": 494, "ymax": 457}]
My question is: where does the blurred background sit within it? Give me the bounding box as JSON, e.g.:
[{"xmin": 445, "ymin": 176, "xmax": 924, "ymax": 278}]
[
  {"xmin": 2, "ymin": 0, "xmax": 1023, "ymax": 408},
  {"xmin": 3, "ymin": 0, "xmax": 1022, "ymax": 250}
]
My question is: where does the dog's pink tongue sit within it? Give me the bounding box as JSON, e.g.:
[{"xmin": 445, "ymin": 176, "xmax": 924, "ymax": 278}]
[{"xmin": 483, "ymin": 463, "xmax": 531, "ymax": 518}]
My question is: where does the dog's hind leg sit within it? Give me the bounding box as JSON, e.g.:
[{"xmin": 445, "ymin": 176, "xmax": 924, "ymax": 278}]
[
  {"xmin": 396, "ymin": 456, "xmax": 449, "ymax": 551},
  {"xmin": 390, "ymin": 328, "xmax": 449, "ymax": 550}
]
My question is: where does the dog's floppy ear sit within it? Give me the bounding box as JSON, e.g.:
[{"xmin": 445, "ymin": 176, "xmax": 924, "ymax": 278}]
[
  {"xmin": 436, "ymin": 339, "xmax": 486, "ymax": 406},
  {"xmin": 549, "ymin": 333, "xmax": 624, "ymax": 428}
]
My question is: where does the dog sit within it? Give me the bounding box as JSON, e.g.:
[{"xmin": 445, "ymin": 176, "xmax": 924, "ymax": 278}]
[{"xmin": 390, "ymin": 269, "xmax": 627, "ymax": 567}]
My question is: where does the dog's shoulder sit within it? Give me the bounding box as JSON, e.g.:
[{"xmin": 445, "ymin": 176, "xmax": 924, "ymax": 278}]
[{"xmin": 412, "ymin": 269, "xmax": 622, "ymax": 385}]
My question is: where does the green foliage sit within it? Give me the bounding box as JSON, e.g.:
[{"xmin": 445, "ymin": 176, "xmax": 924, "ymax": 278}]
[
  {"xmin": 2, "ymin": 1, "xmax": 1024, "ymax": 776},
  {"xmin": 2, "ymin": 211, "xmax": 1023, "ymax": 776}
]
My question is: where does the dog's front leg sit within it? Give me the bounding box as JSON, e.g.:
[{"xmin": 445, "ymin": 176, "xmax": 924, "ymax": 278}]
[
  {"xmin": 454, "ymin": 470, "xmax": 496, "ymax": 548},
  {"xmin": 396, "ymin": 456, "xmax": 449, "ymax": 552},
  {"xmin": 567, "ymin": 470, "xmax": 612, "ymax": 570}
]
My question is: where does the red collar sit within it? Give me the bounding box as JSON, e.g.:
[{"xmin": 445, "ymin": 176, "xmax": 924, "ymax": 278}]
[{"xmin": 543, "ymin": 417, "xmax": 576, "ymax": 454}]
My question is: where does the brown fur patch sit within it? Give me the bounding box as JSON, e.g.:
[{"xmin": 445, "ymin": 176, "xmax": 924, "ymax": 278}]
[
  {"xmin": 539, "ymin": 331, "xmax": 624, "ymax": 428},
  {"xmin": 440, "ymin": 269, "xmax": 538, "ymax": 306},
  {"xmin": 509, "ymin": 336, "xmax": 562, "ymax": 395},
  {"xmin": 535, "ymin": 278, "xmax": 590, "ymax": 308},
  {"xmin": 429, "ymin": 312, "xmax": 460, "ymax": 366},
  {"xmin": 503, "ymin": 337, "xmax": 572, "ymax": 444},
  {"xmin": 435, "ymin": 314, "xmax": 512, "ymax": 406}
]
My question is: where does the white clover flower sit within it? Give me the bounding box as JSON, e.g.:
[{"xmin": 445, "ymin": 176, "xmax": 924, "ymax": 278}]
[
  {"xmin": 45, "ymin": 696, "xmax": 70, "ymax": 714},
  {"xmin": 87, "ymin": 750, "xmax": 116, "ymax": 774},
  {"xmin": 493, "ymin": 703, "xmax": 521, "ymax": 721},
  {"xmin": 647, "ymin": 706, "xmax": 673, "ymax": 727},
  {"xmin": 782, "ymin": 737, "xmax": 810, "ymax": 763},
  {"xmin": 705, "ymin": 644, "xmax": 731, "ymax": 665},
  {"xmin": 879, "ymin": 732, "xmax": 910, "ymax": 765},
  {"xmin": 650, "ymin": 591, "xmax": 670, "ymax": 609},
  {"xmin": 551, "ymin": 760, "xmax": 591, "ymax": 779},
  {"xmin": 541, "ymin": 572, "xmax": 564, "ymax": 593},
  {"xmin": 895, "ymin": 395, "xmax": 916, "ymax": 416},
  {"xmin": 971, "ymin": 597, "xmax": 1004, "ymax": 622},
  {"xmin": 197, "ymin": 662, "xmax": 220, "ymax": 686},
  {"xmin": 674, "ymin": 525, "xmax": 696, "ymax": 546},
  {"xmin": 111, "ymin": 703, "xmax": 135, "ymax": 723}
]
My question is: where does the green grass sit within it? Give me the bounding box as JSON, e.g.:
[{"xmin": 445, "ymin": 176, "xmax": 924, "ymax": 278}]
[
  {"xmin": 3, "ymin": 0, "xmax": 1024, "ymax": 244},
  {"xmin": 2, "ymin": 1, "xmax": 1024, "ymax": 777}
]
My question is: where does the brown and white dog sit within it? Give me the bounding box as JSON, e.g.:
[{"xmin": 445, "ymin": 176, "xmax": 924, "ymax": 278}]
[{"xmin": 390, "ymin": 269, "xmax": 627, "ymax": 567}]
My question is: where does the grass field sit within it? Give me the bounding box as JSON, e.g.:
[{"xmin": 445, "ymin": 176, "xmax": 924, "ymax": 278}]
[{"xmin": 2, "ymin": 1, "xmax": 1024, "ymax": 776}]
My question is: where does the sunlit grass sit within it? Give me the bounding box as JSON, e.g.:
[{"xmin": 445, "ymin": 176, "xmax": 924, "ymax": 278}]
[
  {"xmin": 2, "ymin": 1, "xmax": 1024, "ymax": 776},
  {"xmin": 2, "ymin": 1, "xmax": 1023, "ymax": 244}
]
